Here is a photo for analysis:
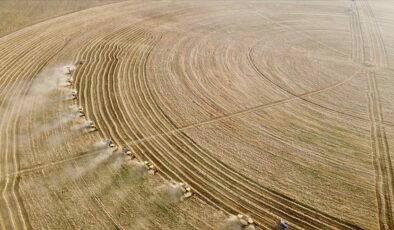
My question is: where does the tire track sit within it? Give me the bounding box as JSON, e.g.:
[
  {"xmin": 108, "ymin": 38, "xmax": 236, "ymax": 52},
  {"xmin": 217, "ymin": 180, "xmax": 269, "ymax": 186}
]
[
  {"xmin": 352, "ymin": 1, "xmax": 393, "ymax": 229},
  {"xmin": 356, "ymin": 0, "xmax": 388, "ymax": 68},
  {"xmin": 367, "ymin": 72, "xmax": 394, "ymax": 230},
  {"xmin": 350, "ymin": 1, "xmax": 365, "ymax": 64},
  {"xmin": 247, "ymin": 44, "xmax": 374, "ymax": 124}
]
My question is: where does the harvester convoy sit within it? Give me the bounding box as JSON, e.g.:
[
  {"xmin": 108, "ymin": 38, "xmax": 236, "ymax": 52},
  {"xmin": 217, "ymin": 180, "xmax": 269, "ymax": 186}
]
[
  {"xmin": 3, "ymin": 1, "xmax": 387, "ymax": 228},
  {"xmin": 63, "ymin": 62, "xmax": 197, "ymax": 210},
  {"xmin": 59, "ymin": 53, "xmax": 271, "ymax": 230},
  {"xmin": 64, "ymin": 51, "xmax": 254, "ymax": 230}
]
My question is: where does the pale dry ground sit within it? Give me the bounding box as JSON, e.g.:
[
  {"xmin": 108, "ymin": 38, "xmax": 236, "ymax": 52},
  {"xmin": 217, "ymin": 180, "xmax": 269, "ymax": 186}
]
[
  {"xmin": 0, "ymin": 0, "xmax": 394, "ymax": 230},
  {"xmin": 0, "ymin": 0, "xmax": 124, "ymax": 37}
]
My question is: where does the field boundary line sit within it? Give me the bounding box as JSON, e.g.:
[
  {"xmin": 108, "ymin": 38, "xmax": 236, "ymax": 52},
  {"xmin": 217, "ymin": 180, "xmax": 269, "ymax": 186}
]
[{"xmin": 0, "ymin": 0, "xmax": 131, "ymax": 40}]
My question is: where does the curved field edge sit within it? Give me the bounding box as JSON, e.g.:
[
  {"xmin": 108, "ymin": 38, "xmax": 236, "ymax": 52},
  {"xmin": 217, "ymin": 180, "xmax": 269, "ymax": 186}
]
[{"xmin": 0, "ymin": 0, "xmax": 126, "ymax": 38}]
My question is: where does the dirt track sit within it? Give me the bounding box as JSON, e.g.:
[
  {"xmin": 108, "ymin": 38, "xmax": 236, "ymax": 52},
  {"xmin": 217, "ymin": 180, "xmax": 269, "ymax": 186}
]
[{"xmin": 1, "ymin": 0, "xmax": 394, "ymax": 229}]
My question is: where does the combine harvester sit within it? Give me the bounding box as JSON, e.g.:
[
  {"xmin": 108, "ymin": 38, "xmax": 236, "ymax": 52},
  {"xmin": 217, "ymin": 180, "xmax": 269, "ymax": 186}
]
[
  {"xmin": 178, "ymin": 182, "xmax": 193, "ymax": 200},
  {"xmin": 87, "ymin": 120, "xmax": 97, "ymax": 132},
  {"xmin": 236, "ymin": 214, "xmax": 256, "ymax": 230},
  {"xmin": 106, "ymin": 139, "xmax": 116, "ymax": 148},
  {"xmin": 122, "ymin": 147, "xmax": 135, "ymax": 161},
  {"xmin": 65, "ymin": 76, "xmax": 73, "ymax": 86},
  {"xmin": 78, "ymin": 107, "xmax": 84, "ymax": 117},
  {"xmin": 277, "ymin": 219, "xmax": 289, "ymax": 229},
  {"xmin": 143, "ymin": 161, "xmax": 158, "ymax": 175},
  {"xmin": 65, "ymin": 66, "xmax": 74, "ymax": 75},
  {"xmin": 71, "ymin": 89, "xmax": 77, "ymax": 100}
]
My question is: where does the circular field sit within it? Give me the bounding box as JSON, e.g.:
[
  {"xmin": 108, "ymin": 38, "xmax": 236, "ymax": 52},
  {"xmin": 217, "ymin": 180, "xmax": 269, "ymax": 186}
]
[{"xmin": 1, "ymin": 1, "xmax": 394, "ymax": 229}]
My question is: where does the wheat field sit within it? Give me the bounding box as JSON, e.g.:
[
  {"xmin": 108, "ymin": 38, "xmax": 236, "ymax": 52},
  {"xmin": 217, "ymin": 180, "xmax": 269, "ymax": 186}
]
[{"xmin": 0, "ymin": 0, "xmax": 394, "ymax": 229}]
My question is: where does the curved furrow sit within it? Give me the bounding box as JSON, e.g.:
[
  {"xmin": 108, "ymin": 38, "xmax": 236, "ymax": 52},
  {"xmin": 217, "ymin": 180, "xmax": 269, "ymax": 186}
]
[
  {"xmin": 141, "ymin": 25, "xmax": 364, "ymax": 230},
  {"xmin": 72, "ymin": 24, "xmax": 364, "ymax": 229},
  {"xmin": 74, "ymin": 27, "xmax": 276, "ymax": 226},
  {"xmin": 109, "ymin": 27, "xmax": 362, "ymax": 230},
  {"xmin": 111, "ymin": 29, "xmax": 165, "ymax": 144},
  {"xmin": 128, "ymin": 36, "xmax": 322, "ymax": 228},
  {"xmin": 73, "ymin": 26, "xmax": 222, "ymax": 228},
  {"xmin": 75, "ymin": 41, "xmax": 126, "ymax": 228},
  {"xmin": 0, "ymin": 31, "xmax": 46, "ymax": 67},
  {"xmin": 246, "ymin": 46, "xmax": 377, "ymax": 126},
  {"xmin": 0, "ymin": 40, "xmax": 68, "ymax": 229},
  {"xmin": 0, "ymin": 5, "xmax": 136, "ymax": 225},
  {"xmin": 0, "ymin": 35, "xmax": 66, "ymax": 98},
  {"xmin": 124, "ymin": 36, "xmax": 291, "ymax": 228},
  {"xmin": 144, "ymin": 98, "xmax": 361, "ymax": 229},
  {"xmin": 113, "ymin": 36, "xmax": 190, "ymax": 180},
  {"xmin": 0, "ymin": 9, "xmax": 101, "ymax": 88},
  {"xmin": 182, "ymin": 36, "xmax": 231, "ymax": 115},
  {"xmin": 140, "ymin": 65, "xmax": 370, "ymax": 227},
  {"xmin": 4, "ymin": 2, "xmax": 376, "ymax": 230},
  {"xmin": 98, "ymin": 32, "xmax": 198, "ymax": 229},
  {"xmin": 0, "ymin": 1, "xmax": 237, "ymax": 229},
  {"xmin": 74, "ymin": 27, "xmax": 171, "ymax": 228},
  {"xmin": 146, "ymin": 49, "xmax": 370, "ymax": 229},
  {"xmin": 0, "ymin": 44, "xmax": 69, "ymax": 230}
]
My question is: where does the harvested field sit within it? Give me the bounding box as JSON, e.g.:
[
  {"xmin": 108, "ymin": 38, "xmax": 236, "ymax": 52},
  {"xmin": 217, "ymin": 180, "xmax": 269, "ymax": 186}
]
[{"xmin": 0, "ymin": 0, "xmax": 394, "ymax": 229}]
